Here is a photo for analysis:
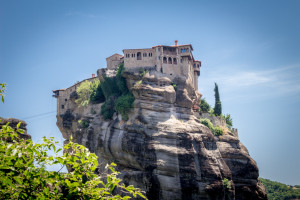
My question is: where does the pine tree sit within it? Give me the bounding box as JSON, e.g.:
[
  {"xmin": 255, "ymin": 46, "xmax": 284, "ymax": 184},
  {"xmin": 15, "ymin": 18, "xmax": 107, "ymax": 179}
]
[{"xmin": 214, "ymin": 82, "xmax": 222, "ymax": 116}]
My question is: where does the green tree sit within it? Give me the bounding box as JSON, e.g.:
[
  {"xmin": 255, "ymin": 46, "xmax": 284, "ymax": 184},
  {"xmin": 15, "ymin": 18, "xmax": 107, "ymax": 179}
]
[
  {"xmin": 0, "ymin": 123, "xmax": 146, "ymax": 199},
  {"xmin": 90, "ymin": 79, "xmax": 105, "ymax": 104},
  {"xmin": 213, "ymin": 82, "xmax": 222, "ymax": 116},
  {"xmin": 75, "ymin": 80, "xmax": 92, "ymax": 107},
  {"xmin": 199, "ymin": 98, "xmax": 210, "ymax": 113},
  {"xmin": 114, "ymin": 93, "xmax": 135, "ymax": 121}
]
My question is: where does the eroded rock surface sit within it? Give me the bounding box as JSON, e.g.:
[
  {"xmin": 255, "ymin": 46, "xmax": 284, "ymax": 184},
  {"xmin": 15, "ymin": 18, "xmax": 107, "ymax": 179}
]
[{"xmin": 56, "ymin": 69, "xmax": 267, "ymax": 200}]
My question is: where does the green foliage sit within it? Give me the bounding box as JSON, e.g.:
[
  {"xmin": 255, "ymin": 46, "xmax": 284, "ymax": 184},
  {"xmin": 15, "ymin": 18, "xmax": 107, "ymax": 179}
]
[
  {"xmin": 199, "ymin": 118, "xmax": 223, "ymax": 136},
  {"xmin": 199, "ymin": 98, "xmax": 210, "ymax": 113},
  {"xmin": 100, "ymin": 63, "xmax": 135, "ymax": 121},
  {"xmin": 213, "ymin": 126, "xmax": 223, "ymax": 136},
  {"xmin": 222, "ymin": 178, "xmax": 231, "ymax": 190},
  {"xmin": 100, "ymin": 77, "xmax": 121, "ymax": 99},
  {"xmin": 213, "ymin": 82, "xmax": 222, "ymax": 116},
  {"xmin": 260, "ymin": 178, "xmax": 300, "ymax": 200},
  {"xmin": 0, "ymin": 83, "xmax": 6, "ymax": 103},
  {"xmin": 90, "ymin": 79, "xmax": 105, "ymax": 104},
  {"xmin": 101, "ymin": 96, "xmax": 116, "ymax": 120},
  {"xmin": 75, "ymin": 80, "xmax": 92, "ymax": 107},
  {"xmin": 114, "ymin": 93, "xmax": 135, "ymax": 121},
  {"xmin": 116, "ymin": 63, "xmax": 129, "ymax": 95},
  {"xmin": 0, "ymin": 123, "xmax": 146, "ymax": 199},
  {"xmin": 224, "ymin": 114, "xmax": 233, "ymax": 128},
  {"xmin": 78, "ymin": 119, "xmax": 89, "ymax": 129}
]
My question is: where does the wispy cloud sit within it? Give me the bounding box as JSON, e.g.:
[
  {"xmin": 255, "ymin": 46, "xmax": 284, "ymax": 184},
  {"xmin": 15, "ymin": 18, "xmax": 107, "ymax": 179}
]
[
  {"xmin": 65, "ymin": 12, "xmax": 100, "ymax": 18},
  {"xmin": 199, "ymin": 64, "xmax": 300, "ymax": 102}
]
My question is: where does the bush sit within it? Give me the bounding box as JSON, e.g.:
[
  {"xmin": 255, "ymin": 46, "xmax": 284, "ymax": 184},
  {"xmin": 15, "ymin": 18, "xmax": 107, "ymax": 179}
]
[
  {"xmin": 199, "ymin": 118, "xmax": 223, "ymax": 136},
  {"xmin": 199, "ymin": 118, "xmax": 214, "ymax": 131},
  {"xmin": 224, "ymin": 114, "xmax": 233, "ymax": 128},
  {"xmin": 115, "ymin": 93, "xmax": 135, "ymax": 121},
  {"xmin": 0, "ymin": 123, "xmax": 146, "ymax": 199},
  {"xmin": 199, "ymin": 98, "xmax": 210, "ymax": 113},
  {"xmin": 90, "ymin": 79, "xmax": 105, "ymax": 104},
  {"xmin": 213, "ymin": 126, "xmax": 223, "ymax": 136},
  {"xmin": 101, "ymin": 96, "xmax": 116, "ymax": 120}
]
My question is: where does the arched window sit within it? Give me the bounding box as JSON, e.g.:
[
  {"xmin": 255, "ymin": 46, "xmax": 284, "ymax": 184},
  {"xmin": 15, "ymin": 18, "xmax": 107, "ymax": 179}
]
[
  {"xmin": 163, "ymin": 57, "xmax": 167, "ymax": 64},
  {"xmin": 173, "ymin": 58, "xmax": 177, "ymax": 65},
  {"xmin": 187, "ymin": 48, "xmax": 189, "ymax": 52},
  {"xmin": 184, "ymin": 49, "xmax": 186, "ymax": 52},
  {"xmin": 193, "ymin": 64, "xmax": 196, "ymax": 68},
  {"xmin": 137, "ymin": 52, "xmax": 141, "ymax": 60},
  {"xmin": 168, "ymin": 57, "xmax": 172, "ymax": 64},
  {"xmin": 181, "ymin": 49, "xmax": 183, "ymax": 53},
  {"xmin": 197, "ymin": 64, "xmax": 200, "ymax": 68}
]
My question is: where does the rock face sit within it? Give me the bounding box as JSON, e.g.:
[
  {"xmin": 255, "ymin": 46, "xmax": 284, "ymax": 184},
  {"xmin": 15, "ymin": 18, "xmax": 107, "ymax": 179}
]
[{"xmin": 56, "ymin": 68, "xmax": 267, "ymax": 200}]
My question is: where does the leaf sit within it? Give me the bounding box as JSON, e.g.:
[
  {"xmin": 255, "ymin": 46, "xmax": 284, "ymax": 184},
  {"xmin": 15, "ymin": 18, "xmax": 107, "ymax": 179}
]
[
  {"xmin": 16, "ymin": 122, "xmax": 21, "ymax": 129},
  {"xmin": 1, "ymin": 96, "xmax": 4, "ymax": 103}
]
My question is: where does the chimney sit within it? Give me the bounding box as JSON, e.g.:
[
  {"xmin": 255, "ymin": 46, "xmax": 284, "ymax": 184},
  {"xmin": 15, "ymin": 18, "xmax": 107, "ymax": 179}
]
[
  {"xmin": 175, "ymin": 40, "xmax": 178, "ymax": 46},
  {"xmin": 92, "ymin": 74, "xmax": 95, "ymax": 78}
]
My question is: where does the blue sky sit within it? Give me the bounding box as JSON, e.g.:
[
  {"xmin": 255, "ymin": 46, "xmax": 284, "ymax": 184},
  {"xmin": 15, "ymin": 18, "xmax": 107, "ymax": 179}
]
[{"xmin": 0, "ymin": 0, "xmax": 299, "ymax": 185}]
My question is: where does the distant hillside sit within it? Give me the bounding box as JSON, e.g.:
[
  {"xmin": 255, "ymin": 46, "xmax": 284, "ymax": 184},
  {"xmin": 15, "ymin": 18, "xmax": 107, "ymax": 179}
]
[{"xmin": 260, "ymin": 178, "xmax": 300, "ymax": 200}]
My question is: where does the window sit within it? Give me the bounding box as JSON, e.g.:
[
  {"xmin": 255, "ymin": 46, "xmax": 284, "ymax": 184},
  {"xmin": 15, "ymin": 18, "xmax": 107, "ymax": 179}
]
[
  {"xmin": 197, "ymin": 64, "xmax": 200, "ymax": 68},
  {"xmin": 168, "ymin": 57, "xmax": 172, "ymax": 64},
  {"xmin": 149, "ymin": 53, "xmax": 152, "ymax": 57},
  {"xmin": 61, "ymin": 105, "xmax": 64, "ymax": 109},
  {"xmin": 181, "ymin": 49, "xmax": 183, "ymax": 53},
  {"xmin": 170, "ymin": 73, "xmax": 172, "ymax": 75},
  {"xmin": 180, "ymin": 59, "xmax": 182, "ymax": 63},
  {"xmin": 137, "ymin": 52, "xmax": 141, "ymax": 60},
  {"xmin": 65, "ymin": 99, "xmax": 67, "ymax": 102},
  {"xmin": 173, "ymin": 58, "xmax": 177, "ymax": 65},
  {"xmin": 163, "ymin": 57, "xmax": 167, "ymax": 64},
  {"xmin": 193, "ymin": 64, "xmax": 196, "ymax": 68},
  {"xmin": 158, "ymin": 56, "xmax": 160, "ymax": 60},
  {"xmin": 187, "ymin": 48, "xmax": 189, "ymax": 52},
  {"xmin": 184, "ymin": 49, "xmax": 186, "ymax": 52}
]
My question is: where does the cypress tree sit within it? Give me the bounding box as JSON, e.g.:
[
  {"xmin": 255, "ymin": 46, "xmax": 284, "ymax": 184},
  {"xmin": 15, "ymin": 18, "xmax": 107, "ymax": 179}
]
[{"xmin": 214, "ymin": 82, "xmax": 222, "ymax": 116}]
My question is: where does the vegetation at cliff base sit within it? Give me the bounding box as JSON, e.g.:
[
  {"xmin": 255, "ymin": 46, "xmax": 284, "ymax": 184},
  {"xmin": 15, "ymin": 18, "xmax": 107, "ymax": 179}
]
[
  {"xmin": 260, "ymin": 178, "xmax": 300, "ymax": 200},
  {"xmin": 199, "ymin": 118, "xmax": 223, "ymax": 136},
  {"xmin": 0, "ymin": 83, "xmax": 6, "ymax": 103}
]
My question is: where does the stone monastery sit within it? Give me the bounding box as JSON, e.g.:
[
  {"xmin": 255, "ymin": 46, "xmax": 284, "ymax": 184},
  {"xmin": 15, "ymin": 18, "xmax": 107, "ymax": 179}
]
[
  {"xmin": 53, "ymin": 41, "xmax": 202, "ymax": 115},
  {"xmin": 107, "ymin": 40, "xmax": 201, "ymax": 90}
]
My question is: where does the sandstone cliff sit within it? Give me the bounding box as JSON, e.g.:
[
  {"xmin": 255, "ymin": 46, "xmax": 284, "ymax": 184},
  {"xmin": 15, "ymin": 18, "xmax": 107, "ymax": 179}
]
[{"xmin": 56, "ymin": 68, "xmax": 267, "ymax": 200}]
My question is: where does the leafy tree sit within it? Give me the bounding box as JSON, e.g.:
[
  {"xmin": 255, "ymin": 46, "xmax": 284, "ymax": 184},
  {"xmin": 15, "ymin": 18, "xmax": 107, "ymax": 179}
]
[
  {"xmin": 213, "ymin": 82, "xmax": 222, "ymax": 116},
  {"xmin": 199, "ymin": 98, "xmax": 210, "ymax": 113},
  {"xmin": 101, "ymin": 96, "xmax": 116, "ymax": 120},
  {"xmin": 0, "ymin": 123, "xmax": 146, "ymax": 199},
  {"xmin": 90, "ymin": 79, "xmax": 105, "ymax": 104},
  {"xmin": 116, "ymin": 63, "xmax": 129, "ymax": 95},
  {"xmin": 114, "ymin": 93, "xmax": 135, "ymax": 121},
  {"xmin": 75, "ymin": 80, "xmax": 92, "ymax": 107},
  {"xmin": 224, "ymin": 114, "xmax": 233, "ymax": 128},
  {"xmin": 0, "ymin": 83, "xmax": 6, "ymax": 103}
]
